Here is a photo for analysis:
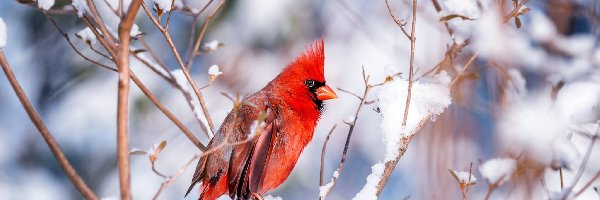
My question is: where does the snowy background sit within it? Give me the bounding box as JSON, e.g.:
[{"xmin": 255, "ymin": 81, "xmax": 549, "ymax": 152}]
[{"xmin": 1, "ymin": 0, "xmax": 600, "ymax": 199}]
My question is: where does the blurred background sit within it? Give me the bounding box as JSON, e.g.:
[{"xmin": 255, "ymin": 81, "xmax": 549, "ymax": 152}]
[{"xmin": 0, "ymin": 0, "xmax": 599, "ymax": 199}]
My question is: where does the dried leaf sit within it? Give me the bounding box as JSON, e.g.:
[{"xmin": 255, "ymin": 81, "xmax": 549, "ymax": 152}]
[
  {"xmin": 515, "ymin": 17, "xmax": 522, "ymax": 28},
  {"xmin": 129, "ymin": 148, "xmax": 147, "ymax": 155},
  {"xmin": 440, "ymin": 14, "xmax": 474, "ymax": 22},
  {"xmin": 149, "ymin": 140, "xmax": 167, "ymax": 164}
]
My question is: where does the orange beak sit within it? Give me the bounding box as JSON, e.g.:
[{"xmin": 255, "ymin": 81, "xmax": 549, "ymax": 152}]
[{"xmin": 316, "ymin": 85, "xmax": 337, "ymax": 100}]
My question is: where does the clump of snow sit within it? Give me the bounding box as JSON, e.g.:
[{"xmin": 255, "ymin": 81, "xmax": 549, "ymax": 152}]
[
  {"xmin": 76, "ymin": 27, "xmax": 97, "ymax": 45},
  {"xmin": 441, "ymin": 0, "xmax": 481, "ymax": 43},
  {"xmin": 352, "ymin": 163, "xmax": 384, "ymax": 200},
  {"xmin": 442, "ymin": 0, "xmax": 481, "ymax": 18},
  {"xmin": 71, "ymin": 0, "xmax": 89, "ymax": 17},
  {"xmin": 37, "ymin": 0, "xmax": 55, "ymax": 10},
  {"xmin": 0, "ymin": 18, "xmax": 6, "ymax": 48},
  {"xmin": 551, "ymin": 138, "xmax": 580, "ymax": 170},
  {"xmin": 479, "ymin": 158, "xmax": 517, "ymax": 185},
  {"xmin": 263, "ymin": 195, "xmax": 282, "ymax": 200},
  {"xmin": 204, "ymin": 40, "xmax": 223, "ymax": 52},
  {"xmin": 130, "ymin": 24, "xmax": 141, "ymax": 37},
  {"xmin": 154, "ymin": 0, "xmax": 171, "ymax": 12},
  {"xmin": 319, "ymin": 170, "xmax": 340, "ymax": 199},
  {"xmin": 528, "ymin": 10, "xmax": 557, "ymax": 42},
  {"xmin": 377, "ymin": 71, "xmax": 452, "ymax": 161},
  {"xmin": 343, "ymin": 115, "xmax": 355, "ymax": 124},
  {"xmin": 450, "ymin": 170, "xmax": 477, "ymax": 185},
  {"xmin": 208, "ymin": 64, "xmax": 223, "ymax": 76},
  {"xmin": 208, "ymin": 64, "xmax": 223, "ymax": 82},
  {"xmin": 153, "ymin": 0, "xmax": 172, "ymax": 14},
  {"xmin": 499, "ymin": 97, "xmax": 566, "ymax": 165}
]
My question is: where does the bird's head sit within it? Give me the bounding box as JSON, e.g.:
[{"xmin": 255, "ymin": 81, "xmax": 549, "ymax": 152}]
[{"xmin": 268, "ymin": 38, "xmax": 337, "ymax": 111}]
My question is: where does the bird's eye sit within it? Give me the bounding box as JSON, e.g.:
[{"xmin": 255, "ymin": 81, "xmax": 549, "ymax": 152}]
[{"xmin": 305, "ymin": 80, "xmax": 315, "ymax": 88}]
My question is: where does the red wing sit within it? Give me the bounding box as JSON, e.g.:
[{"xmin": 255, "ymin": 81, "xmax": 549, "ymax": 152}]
[{"xmin": 227, "ymin": 105, "xmax": 279, "ymax": 199}]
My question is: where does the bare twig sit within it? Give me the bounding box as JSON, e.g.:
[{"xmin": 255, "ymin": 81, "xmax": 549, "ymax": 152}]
[
  {"xmin": 43, "ymin": 12, "xmax": 206, "ymax": 151},
  {"xmin": 562, "ymin": 135, "xmax": 598, "ymax": 199},
  {"xmin": 152, "ymin": 155, "xmax": 200, "ymax": 200},
  {"xmin": 320, "ymin": 67, "xmax": 385, "ymax": 199},
  {"xmin": 575, "ymin": 171, "xmax": 600, "ymax": 197},
  {"xmin": 130, "ymin": 73, "xmax": 207, "ymax": 151},
  {"xmin": 185, "ymin": 0, "xmax": 227, "ymax": 70},
  {"xmin": 0, "ymin": 51, "xmax": 99, "ymax": 200},
  {"xmin": 385, "ymin": 0, "xmax": 411, "ymax": 40},
  {"xmin": 115, "ymin": 1, "xmax": 144, "ymax": 199},
  {"xmin": 401, "ymin": 0, "xmax": 418, "ymax": 127},
  {"xmin": 320, "ymin": 125, "xmax": 338, "ymax": 186},
  {"xmin": 503, "ymin": 0, "xmax": 530, "ymax": 23},
  {"xmin": 141, "ymin": 2, "xmax": 215, "ymax": 137}
]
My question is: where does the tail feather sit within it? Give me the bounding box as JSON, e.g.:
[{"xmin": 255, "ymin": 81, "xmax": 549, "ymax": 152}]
[{"xmin": 198, "ymin": 175, "xmax": 229, "ymax": 200}]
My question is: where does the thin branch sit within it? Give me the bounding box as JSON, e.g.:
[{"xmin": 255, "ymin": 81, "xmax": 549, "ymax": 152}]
[
  {"xmin": 185, "ymin": 0, "xmax": 226, "ymax": 70},
  {"xmin": 320, "ymin": 67, "xmax": 383, "ymax": 199},
  {"xmin": 0, "ymin": 51, "xmax": 99, "ymax": 200},
  {"xmin": 320, "ymin": 125, "xmax": 338, "ymax": 187},
  {"xmin": 115, "ymin": 1, "xmax": 144, "ymax": 199},
  {"xmin": 401, "ymin": 0, "xmax": 418, "ymax": 127},
  {"xmin": 152, "ymin": 155, "xmax": 200, "ymax": 200},
  {"xmin": 562, "ymin": 135, "xmax": 598, "ymax": 199},
  {"xmin": 130, "ymin": 73, "xmax": 207, "ymax": 151},
  {"xmin": 141, "ymin": 2, "xmax": 216, "ymax": 137},
  {"xmin": 85, "ymin": 0, "xmax": 116, "ymax": 48},
  {"xmin": 503, "ymin": 0, "xmax": 530, "ymax": 23},
  {"xmin": 575, "ymin": 171, "xmax": 600, "ymax": 197},
  {"xmin": 385, "ymin": 0, "xmax": 411, "ymax": 40}
]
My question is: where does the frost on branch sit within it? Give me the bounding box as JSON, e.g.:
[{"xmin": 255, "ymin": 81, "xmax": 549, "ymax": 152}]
[
  {"xmin": 0, "ymin": 18, "xmax": 6, "ymax": 49},
  {"xmin": 449, "ymin": 169, "xmax": 477, "ymax": 185},
  {"xmin": 479, "ymin": 158, "xmax": 516, "ymax": 186},
  {"xmin": 153, "ymin": 0, "xmax": 173, "ymax": 14},
  {"xmin": 75, "ymin": 27, "xmax": 97, "ymax": 45},
  {"xmin": 319, "ymin": 170, "xmax": 339, "ymax": 199},
  {"xmin": 208, "ymin": 64, "xmax": 223, "ymax": 83},
  {"xmin": 37, "ymin": 0, "xmax": 55, "ymax": 10},
  {"xmin": 71, "ymin": 0, "xmax": 89, "ymax": 18},
  {"xmin": 378, "ymin": 71, "xmax": 452, "ymax": 161},
  {"xmin": 171, "ymin": 69, "xmax": 213, "ymax": 136},
  {"xmin": 352, "ymin": 163, "xmax": 384, "ymax": 200}
]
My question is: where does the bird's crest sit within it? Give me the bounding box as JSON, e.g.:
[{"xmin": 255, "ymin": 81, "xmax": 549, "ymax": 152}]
[{"xmin": 285, "ymin": 38, "xmax": 325, "ymax": 82}]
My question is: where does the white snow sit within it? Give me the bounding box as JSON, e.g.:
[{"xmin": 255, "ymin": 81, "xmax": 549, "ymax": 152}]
[
  {"xmin": 344, "ymin": 115, "xmax": 355, "ymax": 124},
  {"xmin": 479, "ymin": 158, "xmax": 517, "ymax": 185},
  {"xmin": 71, "ymin": 0, "xmax": 89, "ymax": 18},
  {"xmin": 0, "ymin": 18, "xmax": 6, "ymax": 48},
  {"xmin": 208, "ymin": 64, "xmax": 223, "ymax": 76},
  {"xmin": 443, "ymin": 0, "xmax": 480, "ymax": 19},
  {"xmin": 171, "ymin": 69, "xmax": 213, "ymax": 137},
  {"xmin": 263, "ymin": 195, "xmax": 282, "ymax": 200},
  {"xmin": 352, "ymin": 163, "xmax": 384, "ymax": 200},
  {"xmin": 204, "ymin": 40, "xmax": 222, "ymax": 52},
  {"xmin": 319, "ymin": 169, "xmax": 340, "ymax": 199},
  {"xmin": 377, "ymin": 71, "xmax": 452, "ymax": 161},
  {"xmin": 134, "ymin": 53, "xmax": 168, "ymax": 78},
  {"xmin": 130, "ymin": 24, "xmax": 141, "ymax": 37},
  {"xmin": 450, "ymin": 170, "xmax": 477, "ymax": 185},
  {"xmin": 551, "ymin": 138, "xmax": 580, "ymax": 170},
  {"xmin": 37, "ymin": 0, "xmax": 55, "ymax": 10},
  {"xmin": 529, "ymin": 11, "xmax": 557, "ymax": 42},
  {"xmin": 153, "ymin": 0, "xmax": 172, "ymax": 14},
  {"xmin": 76, "ymin": 27, "xmax": 97, "ymax": 45}
]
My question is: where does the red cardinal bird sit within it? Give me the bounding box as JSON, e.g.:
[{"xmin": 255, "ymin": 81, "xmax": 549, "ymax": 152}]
[{"xmin": 185, "ymin": 39, "xmax": 336, "ymax": 200}]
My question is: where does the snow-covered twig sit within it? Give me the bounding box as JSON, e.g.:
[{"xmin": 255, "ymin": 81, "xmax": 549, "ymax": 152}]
[{"xmin": 320, "ymin": 67, "xmax": 386, "ymax": 199}]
